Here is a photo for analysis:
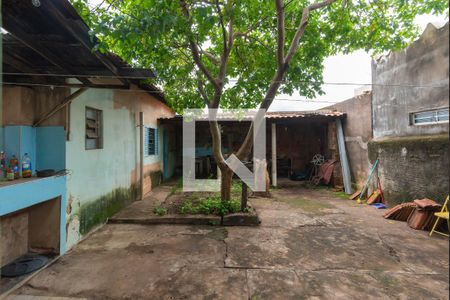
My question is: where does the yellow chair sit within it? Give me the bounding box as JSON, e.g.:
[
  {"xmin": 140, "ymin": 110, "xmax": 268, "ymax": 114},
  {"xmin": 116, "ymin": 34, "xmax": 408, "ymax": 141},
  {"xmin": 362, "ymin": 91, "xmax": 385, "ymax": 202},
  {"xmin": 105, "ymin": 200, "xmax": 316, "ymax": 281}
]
[{"xmin": 429, "ymin": 195, "xmax": 449, "ymax": 237}]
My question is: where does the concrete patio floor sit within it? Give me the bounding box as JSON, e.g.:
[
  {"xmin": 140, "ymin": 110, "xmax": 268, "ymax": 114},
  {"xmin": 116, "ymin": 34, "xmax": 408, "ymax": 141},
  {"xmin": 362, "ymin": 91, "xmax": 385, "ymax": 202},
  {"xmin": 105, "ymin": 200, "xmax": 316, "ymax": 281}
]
[{"xmin": 6, "ymin": 185, "xmax": 449, "ymax": 300}]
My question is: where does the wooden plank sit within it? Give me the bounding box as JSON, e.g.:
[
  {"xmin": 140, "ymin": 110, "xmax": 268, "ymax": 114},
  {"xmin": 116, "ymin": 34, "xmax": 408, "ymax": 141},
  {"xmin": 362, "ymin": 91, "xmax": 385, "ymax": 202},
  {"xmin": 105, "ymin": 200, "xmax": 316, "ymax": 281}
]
[
  {"xmin": 1, "ymin": 28, "xmax": 91, "ymax": 85},
  {"xmin": 139, "ymin": 112, "xmax": 144, "ymax": 201},
  {"xmin": 349, "ymin": 189, "xmax": 362, "ymax": 200},
  {"xmin": 44, "ymin": 1, "xmax": 130, "ymax": 85}
]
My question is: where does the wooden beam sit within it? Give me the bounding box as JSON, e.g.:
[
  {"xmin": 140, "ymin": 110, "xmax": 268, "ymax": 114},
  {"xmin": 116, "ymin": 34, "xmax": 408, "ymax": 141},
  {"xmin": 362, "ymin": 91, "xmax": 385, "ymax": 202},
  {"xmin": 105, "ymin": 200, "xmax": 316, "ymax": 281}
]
[
  {"xmin": 3, "ymin": 81, "xmax": 129, "ymax": 90},
  {"xmin": 33, "ymin": 88, "xmax": 87, "ymax": 127},
  {"xmin": 2, "ymin": 66, "xmax": 154, "ymax": 80},
  {"xmin": 1, "ymin": 19, "xmax": 91, "ymax": 85},
  {"xmin": 3, "ymin": 52, "xmax": 38, "ymax": 74},
  {"xmin": 139, "ymin": 112, "xmax": 145, "ymax": 200},
  {"xmin": 45, "ymin": 1, "xmax": 130, "ymax": 85}
]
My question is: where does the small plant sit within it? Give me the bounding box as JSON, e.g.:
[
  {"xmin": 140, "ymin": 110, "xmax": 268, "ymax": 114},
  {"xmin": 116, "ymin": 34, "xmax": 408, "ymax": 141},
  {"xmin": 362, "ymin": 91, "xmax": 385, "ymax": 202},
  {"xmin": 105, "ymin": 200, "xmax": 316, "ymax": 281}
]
[
  {"xmin": 153, "ymin": 205, "xmax": 167, "ymax": 216},
  {"xmin": 180, "ymin": 200, "xmax": 199, "ymax": 214},
  {"xmin": 170, "ymin": 178, "xmax": 183, "ymax": 195},
  {"xmin": 179, "ymin": 197, "xmax": 241, "ymax": 216},
  {"xmin": 231, "ymin": 180, "xmax": 243, "ymax": 194}
]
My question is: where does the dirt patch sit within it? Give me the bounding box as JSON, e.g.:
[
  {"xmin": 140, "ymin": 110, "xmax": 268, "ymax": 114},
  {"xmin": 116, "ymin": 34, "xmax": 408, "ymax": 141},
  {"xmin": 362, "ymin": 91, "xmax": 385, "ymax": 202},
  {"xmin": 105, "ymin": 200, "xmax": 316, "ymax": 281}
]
[
  {"xmin": 159, "ymin": 180, "xmax": 244, "ymax": 216},
  {"xmin": 125, "ymin": 242, "xmax": 155, "ymax": 254}
]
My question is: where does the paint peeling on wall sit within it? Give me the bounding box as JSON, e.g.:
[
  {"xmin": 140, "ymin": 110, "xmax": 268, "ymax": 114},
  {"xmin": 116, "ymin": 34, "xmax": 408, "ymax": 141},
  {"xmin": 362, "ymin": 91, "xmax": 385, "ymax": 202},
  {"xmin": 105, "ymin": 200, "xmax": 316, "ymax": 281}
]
[{"xmin": 64, "ymin": 87, "xmax": 174, "ymax": 249}]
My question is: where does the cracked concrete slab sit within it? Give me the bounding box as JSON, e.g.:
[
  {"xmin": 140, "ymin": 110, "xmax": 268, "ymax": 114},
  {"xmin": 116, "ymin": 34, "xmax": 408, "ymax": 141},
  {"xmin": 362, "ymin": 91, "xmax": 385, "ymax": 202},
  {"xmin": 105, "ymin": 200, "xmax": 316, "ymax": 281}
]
[
  {"xmin": 9, "ymin": 186, "xmax": 449, "ymax": 300},
  {"xmin": 247, "ymin": 269, "xmax": 449, "ymax": 300},
  {"xmin": 256, "ymin": 208, "xmax": 322, "ymax": 228},
  {"xmin": 150, "ymin": 266, "xmax": 248, "ymax": 300}
]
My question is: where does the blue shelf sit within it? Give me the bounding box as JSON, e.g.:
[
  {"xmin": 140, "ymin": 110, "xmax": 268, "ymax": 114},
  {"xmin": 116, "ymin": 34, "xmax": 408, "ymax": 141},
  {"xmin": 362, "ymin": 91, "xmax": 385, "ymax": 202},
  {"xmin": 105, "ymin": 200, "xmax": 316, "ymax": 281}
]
[{"xmin": 0, "ymin": 175, "xmax": 67, "ymax": 254}]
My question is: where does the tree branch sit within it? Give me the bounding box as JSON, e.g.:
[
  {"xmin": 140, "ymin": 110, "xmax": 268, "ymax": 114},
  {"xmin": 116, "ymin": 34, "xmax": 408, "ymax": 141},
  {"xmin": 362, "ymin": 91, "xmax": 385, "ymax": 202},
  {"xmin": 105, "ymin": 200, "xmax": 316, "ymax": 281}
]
[
  {"xmin": 215, "ymin": 0, "xmax": 228, "ymax": 52},
  {"xmin": 285, "ymin": 0, "xmax": 336, "ymax": 64},
  {"xmin": 212, "ymin": 19, "xmax": 234, "ymax": 108},
  {"xmin": 236, "ymin": 0, "xmax": 336, "ymax": 160},
  {"xmin": 201, "ymin": 50, "xmax": 221, "ymax": 65},
  {"xmin": 209, "ymin": 120, "xmax": 227, "ymax": 166},
  {"xmin": 197, "ymin": 76, "xmax": 210, "ymax": 106},
  {"xmin": 275, "ymin": 0, "xmax": 285, "ymax": 68},
  {"xmin": 180, "ymin": 0, "xmax": 220, "ymax": 90},
  {"xmin": 235, "ymin": 33, "xmax": 275, "ymax": 55},
  {"xmin": 309, "ymin": 0, "xmax": 336, "ymax": 11}
]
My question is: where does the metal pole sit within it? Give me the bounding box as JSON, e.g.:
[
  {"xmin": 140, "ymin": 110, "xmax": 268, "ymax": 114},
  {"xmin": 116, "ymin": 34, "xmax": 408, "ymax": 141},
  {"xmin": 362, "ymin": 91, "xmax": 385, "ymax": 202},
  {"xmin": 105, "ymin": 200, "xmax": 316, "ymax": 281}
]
[
  {"xmin": 271, "ymin": 123, "xmax": 277, "ymax": 187},
  {"xmin": 336, "ymin": 118, "xmax": 353, "ymax": 194},
  {"xmin": 139, "ymin": 112, "xmax": 144, "ymax": 200}
]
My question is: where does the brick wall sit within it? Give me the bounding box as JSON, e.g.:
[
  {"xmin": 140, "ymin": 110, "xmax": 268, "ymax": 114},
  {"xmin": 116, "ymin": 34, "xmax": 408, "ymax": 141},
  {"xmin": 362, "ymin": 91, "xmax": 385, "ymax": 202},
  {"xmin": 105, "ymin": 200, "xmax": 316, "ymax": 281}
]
[{"xmin": 368, "ymin": 135, "xmax": 449, "ymax": 206}]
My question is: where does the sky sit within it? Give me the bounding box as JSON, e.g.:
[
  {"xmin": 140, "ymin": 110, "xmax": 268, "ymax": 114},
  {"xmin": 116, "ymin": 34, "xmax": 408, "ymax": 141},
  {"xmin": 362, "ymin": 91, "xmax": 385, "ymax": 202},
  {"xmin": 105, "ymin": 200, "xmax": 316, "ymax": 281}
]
[{"xmin": 270, "ymin": 14, "xmax": 449, "ymax": 112}]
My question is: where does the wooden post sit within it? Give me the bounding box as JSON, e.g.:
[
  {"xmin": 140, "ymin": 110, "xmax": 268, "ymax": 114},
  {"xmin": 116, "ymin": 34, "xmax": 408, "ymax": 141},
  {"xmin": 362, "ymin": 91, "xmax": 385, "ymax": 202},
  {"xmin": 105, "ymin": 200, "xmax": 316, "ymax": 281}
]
[
  {"xmin": 336, "ymin": 118, "xmax": 353, "ymax": 194},
  {"xmin": 271, "ymin": 123, "xmax": 277, "ymax": 187},
  {"xmin": 139, "ymin": 112, "xmax": 144, "ymax": 201},
  {"xmin": 241, "ymin": 181, "xmax": 248, "ymax": 212}
]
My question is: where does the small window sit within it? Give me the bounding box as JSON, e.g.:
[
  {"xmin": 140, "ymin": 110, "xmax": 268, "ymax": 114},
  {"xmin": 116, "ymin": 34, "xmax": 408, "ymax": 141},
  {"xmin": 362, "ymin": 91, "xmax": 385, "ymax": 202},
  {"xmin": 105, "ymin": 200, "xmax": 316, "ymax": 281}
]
[
  {"xmin": 411, "ymin": 108, "xmax": 449, "ymax": 125},
  {"xmin": 85, "ymin": 107, "xmax": 103, "ymax": 150},
  {"xmin": 144, "ymin": 127, "xmax": 158, "ymax": 156}
]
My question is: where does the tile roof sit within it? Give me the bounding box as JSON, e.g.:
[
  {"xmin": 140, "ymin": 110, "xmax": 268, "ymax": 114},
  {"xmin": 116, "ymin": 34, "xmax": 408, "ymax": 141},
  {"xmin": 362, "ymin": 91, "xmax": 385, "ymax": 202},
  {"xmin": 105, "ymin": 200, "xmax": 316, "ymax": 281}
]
[
  {"xmin": 159, "ymin": 110, "xmax": 344, "ymax": 120},
  {"xmin": 266, "ymin": 110, "xmax": 344, "ymax": 119}
]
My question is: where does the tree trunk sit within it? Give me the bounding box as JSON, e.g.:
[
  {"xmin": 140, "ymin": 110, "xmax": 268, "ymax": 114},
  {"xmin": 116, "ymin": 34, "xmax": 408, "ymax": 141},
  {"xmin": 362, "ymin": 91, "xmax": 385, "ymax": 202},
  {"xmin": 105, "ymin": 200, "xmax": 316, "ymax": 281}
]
[{"xmin": 220, "ymin": 167, "xmax": 233, "ymax": 201}]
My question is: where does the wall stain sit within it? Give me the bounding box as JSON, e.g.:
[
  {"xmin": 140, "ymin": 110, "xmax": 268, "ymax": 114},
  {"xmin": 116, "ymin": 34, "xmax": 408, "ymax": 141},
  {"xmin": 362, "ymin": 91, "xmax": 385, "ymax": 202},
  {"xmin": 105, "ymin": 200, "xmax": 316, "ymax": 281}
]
[{"xmin": 76, "ymin": 184, "xmax": 138, "ymax": 235}]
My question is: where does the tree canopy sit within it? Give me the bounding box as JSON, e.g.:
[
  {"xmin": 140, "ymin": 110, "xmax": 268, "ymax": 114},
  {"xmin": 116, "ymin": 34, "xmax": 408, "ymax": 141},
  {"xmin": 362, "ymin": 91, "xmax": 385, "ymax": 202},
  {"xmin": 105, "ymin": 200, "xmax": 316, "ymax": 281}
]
[{"xmin": 72, "ymin": 0, "xmax": 448, "ymax": 112}]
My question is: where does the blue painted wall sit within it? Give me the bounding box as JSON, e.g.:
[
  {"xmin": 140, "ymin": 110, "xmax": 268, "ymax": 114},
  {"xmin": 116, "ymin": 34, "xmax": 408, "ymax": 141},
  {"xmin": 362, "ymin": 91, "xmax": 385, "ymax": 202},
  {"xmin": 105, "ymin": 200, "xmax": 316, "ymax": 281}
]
[
  {"xmin": 3, "ymin": 126, "xmax": 66, "ymax": 174},
  {"xmin": 1, "ymin": 126, "xmax": 67, "ymax": 254},
  {"xmin": 0, "ymin": 176, "xmax": 67, "ymax": 254},
  {"xmin": 4, "ymin": 126, "xmax": 36, "ymax": 175},
  {"xmin": 0, "ymin": 127, "xmax": 3, "ymax": 153},
  {"xmin": 36, "ymin": 127, "xmax": 66, "ymax": 171}
]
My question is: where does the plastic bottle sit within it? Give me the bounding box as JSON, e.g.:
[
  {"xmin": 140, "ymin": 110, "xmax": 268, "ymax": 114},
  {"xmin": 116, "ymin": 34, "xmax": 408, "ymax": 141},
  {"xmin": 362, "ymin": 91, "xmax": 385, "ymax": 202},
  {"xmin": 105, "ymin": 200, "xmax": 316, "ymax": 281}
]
[
  {"xmin": 10, "ymin": 155, "xmax": 19, "ymax": 179},
  {"xmin": 22, "ymin": 153, "xmax": 32, "ymax": 178},
  {"xmin": 7, "ymin": 168, "xmax": 14, "ymax": 181},
  {"xmin": 0, "ymin": 151, "xmax": 5, "ymax": 179}
]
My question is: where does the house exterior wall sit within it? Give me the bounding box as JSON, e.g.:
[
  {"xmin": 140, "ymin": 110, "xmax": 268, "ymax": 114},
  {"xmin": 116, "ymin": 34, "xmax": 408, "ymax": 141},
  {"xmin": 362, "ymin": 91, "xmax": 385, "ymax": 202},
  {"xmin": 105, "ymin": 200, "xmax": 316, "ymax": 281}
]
[
  {"xmin": 65, "ymin": 87, "xmax": 174, "ymax": 249},
  {"xmin": 2, "ymin": 86, "xmax": 67, "ymax": 127},
  {"xmin": 372, "ymin": 23, "xmax": 449, "ymax": 139},
  {"xmin": 368, "ymin": 135, "xmax": 448, "ymax": 204},
  {"xmin": 327, "ymin": 92, "xmax": 373, "ymax": 188},
  {"xmin": 1, "ymin": 84, "xmax": 174, "ymax": 254},
  {"xmin": 1, "ymin": 86, "xmax": 68, "ymax": 267},
  {"xmin": 370, "ymin": 23, "xmax": 449, "ymax": 205}
]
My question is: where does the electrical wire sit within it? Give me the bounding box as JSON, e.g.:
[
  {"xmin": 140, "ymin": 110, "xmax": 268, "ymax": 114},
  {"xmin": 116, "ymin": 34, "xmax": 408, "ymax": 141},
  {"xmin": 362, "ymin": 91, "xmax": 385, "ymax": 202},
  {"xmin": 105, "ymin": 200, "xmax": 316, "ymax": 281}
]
[{"xmin": 1, "ymin": 79, "xmax": 446, "ymax": 105}]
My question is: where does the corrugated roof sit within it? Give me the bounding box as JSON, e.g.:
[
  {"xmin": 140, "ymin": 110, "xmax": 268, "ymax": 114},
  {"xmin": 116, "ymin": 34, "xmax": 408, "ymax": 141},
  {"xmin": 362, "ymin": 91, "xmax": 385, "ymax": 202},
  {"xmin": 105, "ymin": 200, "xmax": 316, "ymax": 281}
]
[{"xmin": 2, "ymin": 0, "xmax": 166, "ymax": 103}]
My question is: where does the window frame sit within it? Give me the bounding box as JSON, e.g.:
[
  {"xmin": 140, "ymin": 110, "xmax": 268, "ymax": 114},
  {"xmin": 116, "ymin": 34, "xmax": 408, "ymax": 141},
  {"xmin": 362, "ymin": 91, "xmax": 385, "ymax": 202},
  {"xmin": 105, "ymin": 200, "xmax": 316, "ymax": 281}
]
[
  {"xmin": 85, "ymin": 106, "xmax": 103, "ymax": 150},
  {"xmin": 410, "ymin": 108, "xmax": 449, "ymax": 126},
  {"xmin": 144, "ymin": 126, "xmax": 158, "ymax": 156}
]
